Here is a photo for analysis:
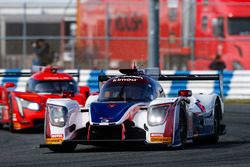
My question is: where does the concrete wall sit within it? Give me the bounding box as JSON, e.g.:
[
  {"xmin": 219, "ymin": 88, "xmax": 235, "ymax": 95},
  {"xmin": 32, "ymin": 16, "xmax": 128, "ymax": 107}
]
[{"xmin": 0, "ymin": 69, "xmax": 249, "ymax": 99}]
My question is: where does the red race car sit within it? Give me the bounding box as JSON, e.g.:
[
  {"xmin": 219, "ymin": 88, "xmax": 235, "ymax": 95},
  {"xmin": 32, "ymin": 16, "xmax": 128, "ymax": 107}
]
[{"xmin": 0, "ymin": 66, "xmax": 89, "ymax": 132}]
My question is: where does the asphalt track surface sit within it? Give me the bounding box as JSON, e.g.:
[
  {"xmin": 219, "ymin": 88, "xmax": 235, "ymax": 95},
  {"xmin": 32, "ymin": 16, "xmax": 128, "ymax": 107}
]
[{"xmin": 0, "ymin": 104, "xmax": 250, "ymax": 167}]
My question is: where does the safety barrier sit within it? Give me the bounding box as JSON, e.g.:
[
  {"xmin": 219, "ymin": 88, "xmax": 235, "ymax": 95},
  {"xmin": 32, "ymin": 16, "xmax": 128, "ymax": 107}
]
[{"xmin": 0, "ymin": 69, "xmax": 250, "ymax": 99}]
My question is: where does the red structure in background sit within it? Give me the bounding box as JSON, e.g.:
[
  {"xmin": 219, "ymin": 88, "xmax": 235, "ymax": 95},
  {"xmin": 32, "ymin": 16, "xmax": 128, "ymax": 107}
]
[{"xmin": 76, "ymin": 0, "xmax": 250, "ymax": 70}]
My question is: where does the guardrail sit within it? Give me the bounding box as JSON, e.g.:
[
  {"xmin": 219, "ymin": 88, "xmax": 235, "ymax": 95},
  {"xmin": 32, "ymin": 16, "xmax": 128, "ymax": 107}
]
[{"xmin": 0, "ymin": 69, "xmax": 249, "ymax": 99}]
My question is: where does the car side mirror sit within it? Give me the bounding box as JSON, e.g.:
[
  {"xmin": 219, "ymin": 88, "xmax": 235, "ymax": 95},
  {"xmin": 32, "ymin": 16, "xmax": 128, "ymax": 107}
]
[{"xmin": 4, "ymin": 82, "xmax": 15, "ymax": 89}]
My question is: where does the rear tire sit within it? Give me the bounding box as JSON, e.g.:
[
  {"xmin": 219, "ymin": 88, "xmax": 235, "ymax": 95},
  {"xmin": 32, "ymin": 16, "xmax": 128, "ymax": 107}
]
[
  {"xmin": 48, "ymin": 143, "xmax": 77, "ymax": 153},
  {"xmin": 208, "ymin": 100, "xmax": 220, "ymax": 144},
  {"xmin": 8, "ymin": 97, "xmax": 15, "ymax": 133},
  {"xmin": 178, "ymin": 109, "xmax": 187, "ymax": 147}
]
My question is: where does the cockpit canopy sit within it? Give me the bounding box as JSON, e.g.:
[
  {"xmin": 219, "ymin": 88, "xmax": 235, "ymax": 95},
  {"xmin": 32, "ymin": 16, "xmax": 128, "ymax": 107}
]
[
  {"xmin": 98, "ymin": 76, "xmax": 164, "ymax": 102},
  {"xmin": 26, "ymin": 78, "xmax": 78, "ymax": 94}
]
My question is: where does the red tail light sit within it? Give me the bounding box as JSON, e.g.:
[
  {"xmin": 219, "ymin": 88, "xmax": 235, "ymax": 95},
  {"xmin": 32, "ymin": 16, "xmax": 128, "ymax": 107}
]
[
  {"xmin": 4, "ymin": 82, "xmax": 15, "ymax": 88},
  {"xmin": 178, "ymin": 90, "xmax": 192, "ymax": 97}
]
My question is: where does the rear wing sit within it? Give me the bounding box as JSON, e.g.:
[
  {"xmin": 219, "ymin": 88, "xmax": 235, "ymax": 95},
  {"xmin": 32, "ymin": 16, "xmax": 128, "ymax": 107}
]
[
  {"xmin": 159, "ymin": 74, "xmax": 220, "ymax": 81},
  {"xmin": 0, "ymin": 68, "xmax": 81, "ymax": 83},
  {"xmin": 159, "ymin": 73, "xmax": 224, "ymax": 100},
  {"xmin": 98, "ymin": 69, "xmax": 224, "ymax": 100},
  {"xmin": 60, "ymin": 69, "xmax": 81, "ymax": 83}
]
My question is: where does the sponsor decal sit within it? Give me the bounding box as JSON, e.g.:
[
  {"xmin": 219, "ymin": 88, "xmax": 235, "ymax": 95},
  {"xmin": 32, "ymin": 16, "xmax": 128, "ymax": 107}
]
[
  {"xmin": 44, "ymin": 77, "xmax": 70, "ymax": 80},
  {"xmin": 204, "ymin": 118, "xmax": 214, "ymax": 126},
  {"xmin": 46, "ymin": 138, "xmax": 63, "ymax": 144},
  {"xmin": 150, "ymin": 133, "xmax": 164, "ymax": 137},
  {"xmin": 150, "ymin": 133, "xmax": 172, "ymax": 143},
  {"xmin": 113, "ymin": 78, "xmax": 137, "ymax": 82},
  {"xmin": 112, "ymin": 76, "xmax": 143, "ymax": 82},
  {"xmin": 51, "ymin": 134, "xmax": 64, "ymax": 138},
  {"xmin": 150, "ymin": 137, "xmax": 172, "ymax": 143},
  {"xmin": 46, "ymin": 134, "xmax": 64, "ymax": 144}
]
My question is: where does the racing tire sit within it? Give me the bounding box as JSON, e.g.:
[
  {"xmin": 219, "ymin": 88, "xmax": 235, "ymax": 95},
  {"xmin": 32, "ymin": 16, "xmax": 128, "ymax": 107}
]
[
  {"xmin": 208, "ymin": 100, "xmax": 221, "ymax": 144},
  {"xmin": 48, "ymin": 143, "xmax": 77, "ymax": 153},
  {"xmin": 178, "ymin": 110, "xmax": 187, "ymax": 147},
  {"xmin": 8, "ymin": 96, "xmax": 16, "ymax": 133}
]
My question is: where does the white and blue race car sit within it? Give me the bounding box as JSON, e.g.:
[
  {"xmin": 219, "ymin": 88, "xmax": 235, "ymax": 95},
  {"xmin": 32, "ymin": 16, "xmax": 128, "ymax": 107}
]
[{"xmin": 41, "ymin": 68, "xmax": 226, "ymax": 152}]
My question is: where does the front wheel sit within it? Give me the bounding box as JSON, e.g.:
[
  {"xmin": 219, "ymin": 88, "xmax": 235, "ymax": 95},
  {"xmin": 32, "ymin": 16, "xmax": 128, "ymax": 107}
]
[{"xmin": 48, "ymin": 143, "xmax": 77, "ymax": 153}]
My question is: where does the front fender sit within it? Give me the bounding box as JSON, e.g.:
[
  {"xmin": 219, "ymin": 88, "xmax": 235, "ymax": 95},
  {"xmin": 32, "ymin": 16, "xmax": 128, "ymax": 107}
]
[
  {"xmin": 145, "ymin": 99, "xmax": 178, "ymax": 146},
  {"xmin": 194, "ymin": 94, "xmax": 224, "ymax": 119},
  {"xmin": 45, "ymin": 99, "xmax": 88, "ymax": 144}
]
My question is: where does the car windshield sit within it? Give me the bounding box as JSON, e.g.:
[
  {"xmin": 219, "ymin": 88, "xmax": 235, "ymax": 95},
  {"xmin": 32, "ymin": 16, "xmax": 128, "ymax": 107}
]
[
  {"xmin": 27, "ymin": 78, "xmax": 78, "ymax": 93},
  {"xmin": 98, "ymin": 81, "xmax": 155, "ymax": 102},
  {"xmin": 228, "ymin": 18, "xmax": 250, "ymax": 35}
]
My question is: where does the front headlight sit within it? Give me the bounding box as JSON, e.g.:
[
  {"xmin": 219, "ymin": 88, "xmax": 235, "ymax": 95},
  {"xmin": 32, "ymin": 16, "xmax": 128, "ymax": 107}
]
[
  {"xmin": 15, "ymin": 97, "xmax": 40, "ymax": 111},
  {"xmin": 48, "ymin": 105, "xmax": 68, "ymax": 127},
  {"xmin": 148, "ymin": 104, "xmax": 171, "ymax": 126},
  {"xmin": 15, "ymin": 97, "xmax": 40, "ymax": 117}
]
